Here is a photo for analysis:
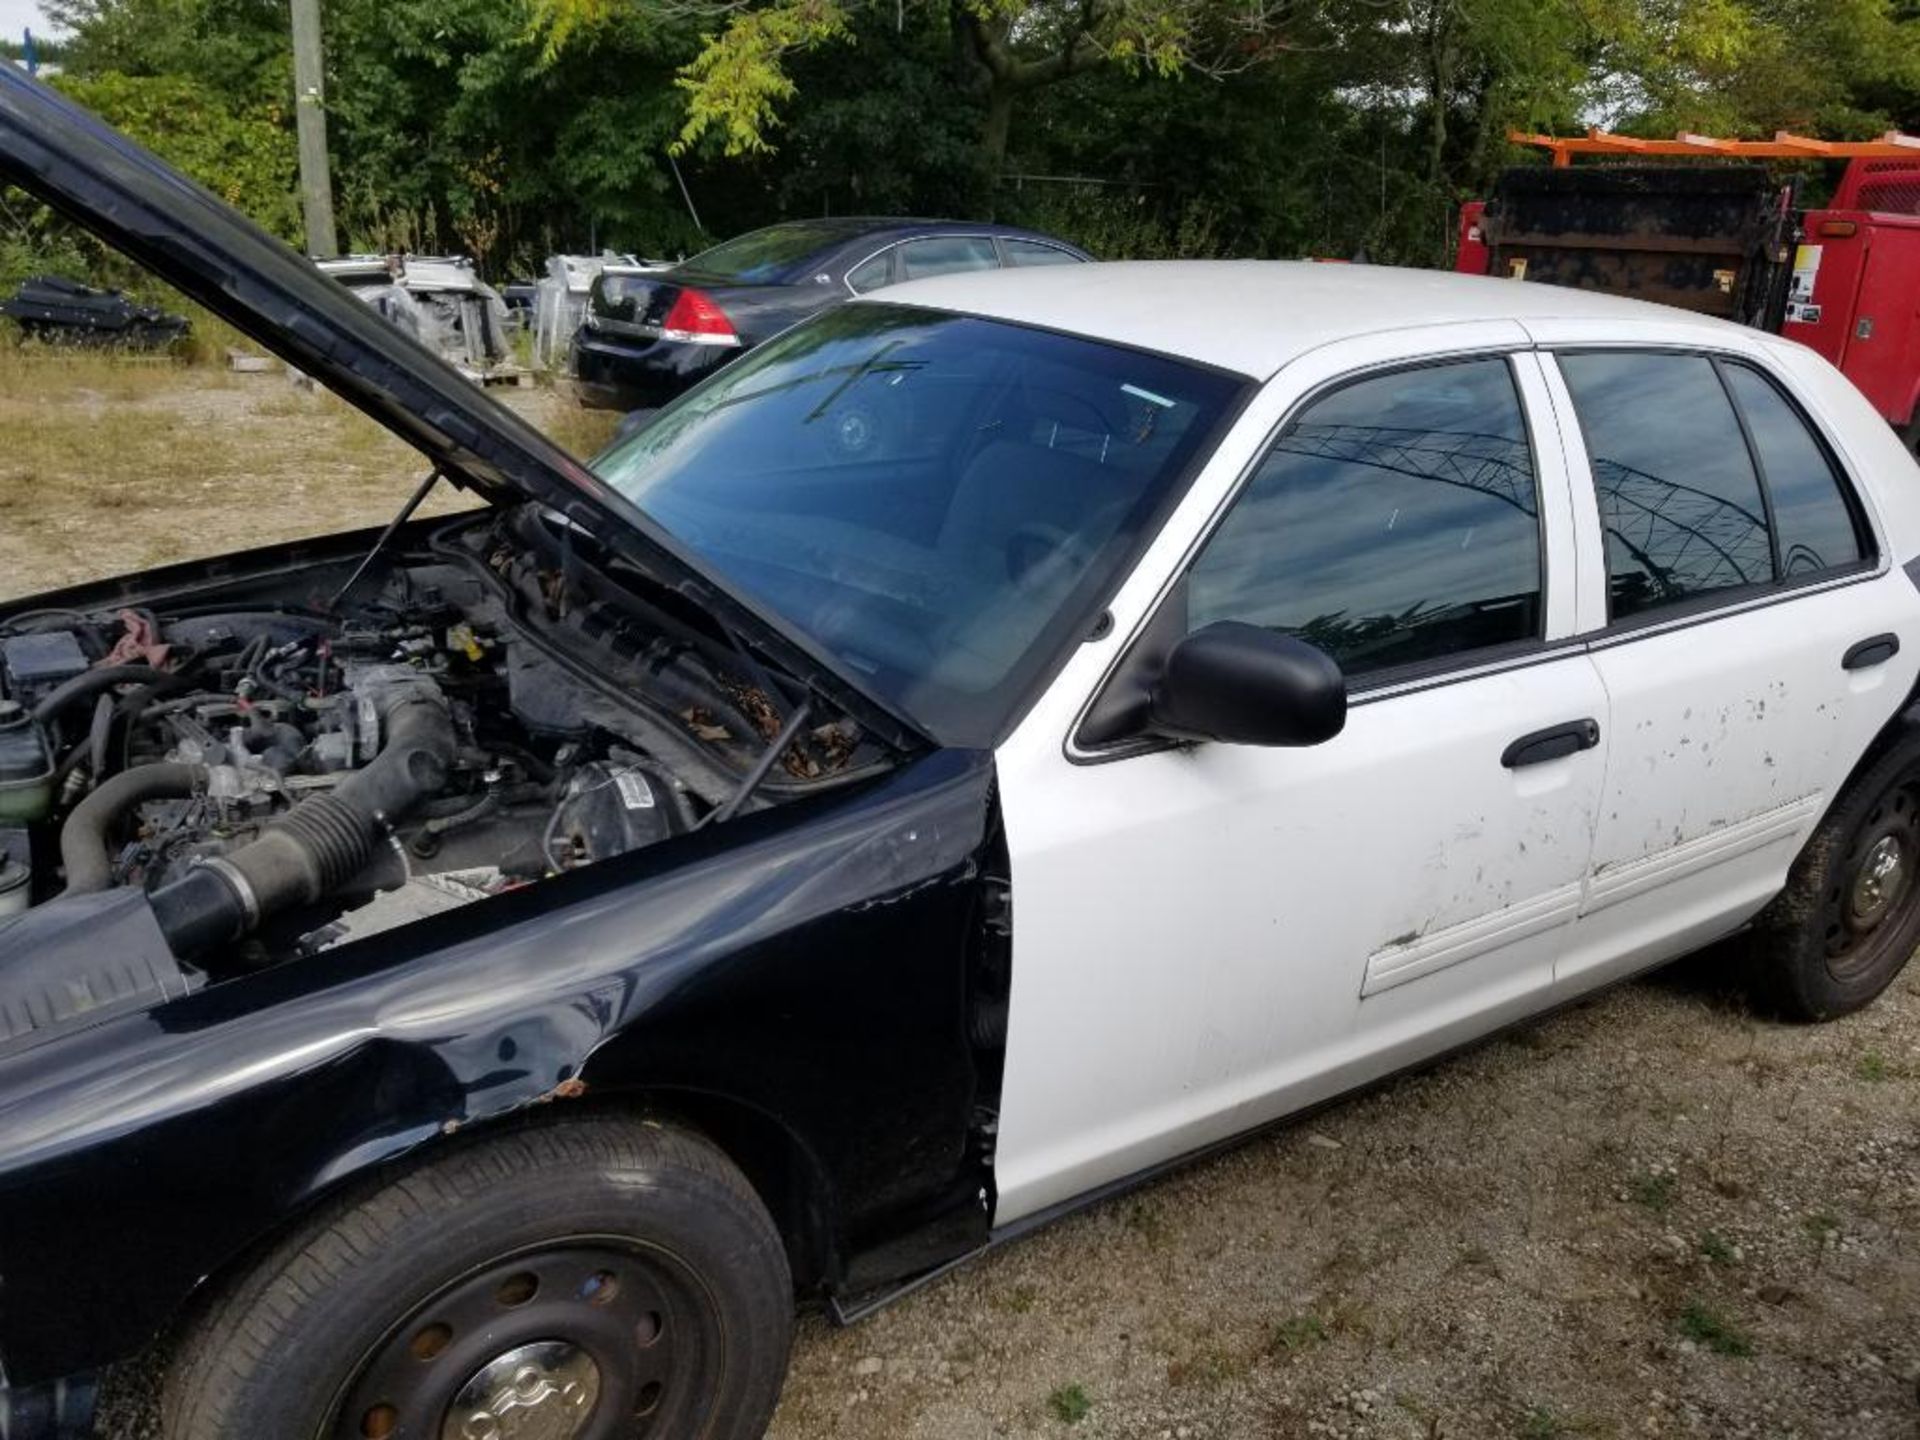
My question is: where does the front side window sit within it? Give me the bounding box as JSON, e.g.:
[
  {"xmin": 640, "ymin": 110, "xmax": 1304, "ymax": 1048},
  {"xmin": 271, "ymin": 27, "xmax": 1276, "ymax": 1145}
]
[
  {"xmin": 594, "ymin": 305, "xmax": 1244, "ymax": 745},
  {"xmin": 1186, "ymin": 357, "xmax": 1543, "ymax": 678},
  {"xmin": 898, "ymin": 236, "xmax": 999, "ymax": 281},
  {"xmin": 1559, "ymin": 352, "xmax": 1774, "ymax": 620}
]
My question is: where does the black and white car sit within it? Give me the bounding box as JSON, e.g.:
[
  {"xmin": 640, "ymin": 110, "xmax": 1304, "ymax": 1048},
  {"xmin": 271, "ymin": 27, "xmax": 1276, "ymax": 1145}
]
[{"xmin": 3, "ymin": 69, "xmax": 1920, "ymax": 1440}]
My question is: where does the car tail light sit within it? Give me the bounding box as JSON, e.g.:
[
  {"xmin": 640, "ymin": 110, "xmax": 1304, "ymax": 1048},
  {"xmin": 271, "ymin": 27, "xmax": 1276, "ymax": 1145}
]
[
  {"xmin": 660, "ymin": 289, "xmax": 739, "ymax": 346},
  {"xmin": 1819, "ymin": 219, "xmax": 1860, "ymax": 238}
]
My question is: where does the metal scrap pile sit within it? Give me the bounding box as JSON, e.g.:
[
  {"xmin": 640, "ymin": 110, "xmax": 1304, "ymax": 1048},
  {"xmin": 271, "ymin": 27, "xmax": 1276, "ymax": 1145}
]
[
  {"xmin": 526, "ymin": 251, "xmax": 659, "ymax": 371},
  {"xmin": 317, "ymin": 254, "xmax": 525, "ymax": 385}
]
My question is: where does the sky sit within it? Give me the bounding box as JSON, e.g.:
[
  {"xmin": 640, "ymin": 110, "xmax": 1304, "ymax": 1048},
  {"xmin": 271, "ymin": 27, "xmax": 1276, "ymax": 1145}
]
[{"xmin": 0, "ymin": 1, "xmax": 58, "ymax": 44}]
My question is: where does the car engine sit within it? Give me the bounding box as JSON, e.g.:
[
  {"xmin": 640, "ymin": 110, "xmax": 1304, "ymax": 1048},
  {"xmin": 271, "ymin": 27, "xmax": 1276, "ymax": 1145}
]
[{"xmin": 0, "ymin": 512, "xmax": 882, "ymax": 1045}]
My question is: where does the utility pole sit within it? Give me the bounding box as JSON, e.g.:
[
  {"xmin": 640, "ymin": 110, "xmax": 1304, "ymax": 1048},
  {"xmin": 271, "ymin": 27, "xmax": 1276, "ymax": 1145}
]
[{"xmin": 290, "ymin": 0, "xmax": 338, "ymax": 258}]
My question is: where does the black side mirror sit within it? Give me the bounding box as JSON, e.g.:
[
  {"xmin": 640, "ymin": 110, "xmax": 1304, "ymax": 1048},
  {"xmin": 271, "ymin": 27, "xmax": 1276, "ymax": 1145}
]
[{"xmin": 1147, "ymin": 621, "xmax": 1346, "ymax": 748}]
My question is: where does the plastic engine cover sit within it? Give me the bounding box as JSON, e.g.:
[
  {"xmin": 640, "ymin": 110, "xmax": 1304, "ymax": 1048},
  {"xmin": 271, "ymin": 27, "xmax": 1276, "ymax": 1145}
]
[{"xmin": 0, "ymin": 889, "xmax": 199, "ymax": 1056}]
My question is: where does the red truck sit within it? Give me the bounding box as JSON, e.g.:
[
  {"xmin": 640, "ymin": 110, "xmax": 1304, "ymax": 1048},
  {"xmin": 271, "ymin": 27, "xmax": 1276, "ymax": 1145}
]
[{"xmin": 1457, "ymin": 130, "xmax": 1920, "ymax": 450}]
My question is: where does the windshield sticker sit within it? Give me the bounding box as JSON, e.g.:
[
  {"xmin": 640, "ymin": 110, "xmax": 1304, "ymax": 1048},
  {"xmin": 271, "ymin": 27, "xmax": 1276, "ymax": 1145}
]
[{"xmin": 1122, "ymin": 383, "xmax": 1176, "ymax": 409}]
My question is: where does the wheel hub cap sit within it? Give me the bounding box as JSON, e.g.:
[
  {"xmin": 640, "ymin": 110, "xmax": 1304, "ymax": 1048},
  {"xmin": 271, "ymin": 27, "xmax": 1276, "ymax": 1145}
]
[
  {"xmin": 1851, "ymin": 835, "xmax": 1907, "ymax": 926},
  {"xmin": 444, "ymin": 1341, "xmax": 601, "ymax": 1440}
]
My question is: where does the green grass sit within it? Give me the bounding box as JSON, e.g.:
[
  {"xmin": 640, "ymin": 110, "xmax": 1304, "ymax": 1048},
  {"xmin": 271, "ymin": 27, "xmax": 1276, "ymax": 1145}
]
[
  {"xmin": 1047, "ymin": 1383, "xmax": 1092, "ymax": 1424},
  {"xmin": 1629, "ymin": 1171, "xmax": 1677, "ymax": 1213},
  {"xmin": 1698, "ymin": 1231, "xmax": 1736, "ymax": 1265},
  {"xmin": 996, "ymin": 1282, "xmax": 1039, "ymax": 1315},
  {"xmin": 1676, "ymin": 1300, "xmax": 1753, "ymax": 1357},
  {"xmin": 1520, "ymin": 1406, "xmax": 1604, "ymax": 1438},
  {"xmin": 1269, "ymin": 1313, "xmax": 1330, "ymax": 1353},
  {"xmin": 1856, "ymin": 1049, "xmax": 1890, "ymax": 1082}
]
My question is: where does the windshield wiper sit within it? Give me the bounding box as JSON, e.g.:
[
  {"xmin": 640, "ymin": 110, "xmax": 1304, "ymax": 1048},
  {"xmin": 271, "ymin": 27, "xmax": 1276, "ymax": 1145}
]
[{"xmin": 803, "ymin": 341, "xmax": 915, "ymax": 424}]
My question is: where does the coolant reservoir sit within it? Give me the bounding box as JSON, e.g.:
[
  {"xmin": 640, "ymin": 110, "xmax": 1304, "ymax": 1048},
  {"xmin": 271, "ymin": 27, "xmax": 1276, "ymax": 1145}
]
[{"xmin": 0, "ymin": 700, "xmax": 53, "ymax": 824}]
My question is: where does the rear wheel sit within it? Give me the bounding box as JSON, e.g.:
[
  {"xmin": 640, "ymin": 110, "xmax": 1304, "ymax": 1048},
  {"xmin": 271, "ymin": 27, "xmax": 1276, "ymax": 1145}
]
[
  {"xmin": 1746, "ymin": 729, "xmax": 1920, "ymax": 1020},
  {"xmin": 163, "ymin": 1117, "xmax": 793, "ymax": 1440}
]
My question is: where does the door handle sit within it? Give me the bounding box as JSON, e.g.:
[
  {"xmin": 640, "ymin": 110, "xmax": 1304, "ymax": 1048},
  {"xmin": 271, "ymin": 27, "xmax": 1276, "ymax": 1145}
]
[
  {"xmin": 1502, "ymin": 719, "xmax": 1600, "ymax": 769},
  {"xmin": 1842, "ymin": 633, "xmax": 1900, "ymax": 671}
]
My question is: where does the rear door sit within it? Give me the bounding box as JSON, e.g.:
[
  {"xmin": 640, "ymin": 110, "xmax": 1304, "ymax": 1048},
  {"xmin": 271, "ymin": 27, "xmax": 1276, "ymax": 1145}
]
[{"xmin": 1534, "ymin": 333, "xmax": 1919, "ymax": 989}]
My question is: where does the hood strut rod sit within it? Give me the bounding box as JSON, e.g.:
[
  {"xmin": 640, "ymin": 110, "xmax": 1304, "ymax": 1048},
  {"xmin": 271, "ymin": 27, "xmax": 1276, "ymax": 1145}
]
[
  {"xmin": 707, "ymin": 700, "xmax": 814, "ymax": 828},
  {"xmin": 327, "ymin": 467, "xmax": 445, "ymax": 614}
]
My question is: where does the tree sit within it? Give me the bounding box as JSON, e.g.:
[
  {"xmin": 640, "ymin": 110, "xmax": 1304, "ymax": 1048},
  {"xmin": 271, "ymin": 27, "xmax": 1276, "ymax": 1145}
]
[
  {"xmin": 530, "ymin": 0, "xmax": 1313, "ymax": 170},
  {"xmin": 52, "ymin": 71, "xmax": 301, "ymax": 238}
]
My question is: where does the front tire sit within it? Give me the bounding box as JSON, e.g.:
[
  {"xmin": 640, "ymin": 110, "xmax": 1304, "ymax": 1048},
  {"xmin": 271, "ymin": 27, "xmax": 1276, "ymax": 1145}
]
[
  {"xmin": 163, "ymin": 1117, "xmax": 793, "ymax": 1440},
  {"xmin": 1746, "ymin": 729, "xmax": 1920, "ymax": 1020}
]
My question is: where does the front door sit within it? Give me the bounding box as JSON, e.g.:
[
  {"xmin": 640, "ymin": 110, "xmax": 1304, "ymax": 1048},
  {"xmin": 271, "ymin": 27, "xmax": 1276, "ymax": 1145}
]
[{"xmin": 990, "ymin": 345, "xmax": 1610, "ymax": 1224}]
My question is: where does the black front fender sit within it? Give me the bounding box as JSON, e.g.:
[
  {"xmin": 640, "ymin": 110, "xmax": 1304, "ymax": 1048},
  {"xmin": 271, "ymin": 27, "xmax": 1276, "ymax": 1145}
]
[{"xmin": 0, "ymin": 748, "xmax": 1000, "ymax": 1387}]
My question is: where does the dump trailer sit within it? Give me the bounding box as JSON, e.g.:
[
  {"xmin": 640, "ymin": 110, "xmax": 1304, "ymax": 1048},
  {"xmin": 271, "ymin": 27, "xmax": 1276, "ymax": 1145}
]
[{"xmin": 1459, "ymin": 130, "xmax": 1920, "ymax": 445}]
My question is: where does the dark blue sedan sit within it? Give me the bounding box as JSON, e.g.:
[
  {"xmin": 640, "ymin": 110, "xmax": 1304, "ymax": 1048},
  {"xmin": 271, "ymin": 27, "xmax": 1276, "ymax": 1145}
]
[{"xmin": 568, "ymin": 217, "xmax": 1089, "ymax": 411}]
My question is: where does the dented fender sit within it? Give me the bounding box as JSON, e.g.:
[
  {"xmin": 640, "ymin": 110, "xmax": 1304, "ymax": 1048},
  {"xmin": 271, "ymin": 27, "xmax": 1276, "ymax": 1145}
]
[{"xmin": 0, "ymin": 748, "xmax": 1001, "ymax": 1388}]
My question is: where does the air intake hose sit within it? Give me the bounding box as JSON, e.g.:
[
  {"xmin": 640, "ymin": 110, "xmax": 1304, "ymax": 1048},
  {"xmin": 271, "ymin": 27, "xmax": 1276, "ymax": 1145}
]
[
  {"xmin": 149, "ymin": 670, "xmax": 454, "ymax": 959},
  {"xmin": 62, "ymin": 762, "xmax": 206, "ymax": 894}
]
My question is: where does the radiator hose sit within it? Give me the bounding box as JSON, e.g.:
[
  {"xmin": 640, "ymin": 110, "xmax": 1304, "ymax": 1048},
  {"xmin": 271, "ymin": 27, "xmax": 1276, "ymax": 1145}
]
[{"xmin": 148, "ymin": 671, "xmax": 455, "ymax": 959}]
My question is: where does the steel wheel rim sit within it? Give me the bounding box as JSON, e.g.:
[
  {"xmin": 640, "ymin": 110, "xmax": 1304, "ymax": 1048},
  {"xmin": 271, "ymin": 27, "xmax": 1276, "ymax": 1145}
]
[
  {"xmin": 1825, "ymin": 779, "xmax": 1920, "ymax": 982},
  {"xmin": 326, "ymin": 1236, "xmax": 715, "ymax": 1440}
]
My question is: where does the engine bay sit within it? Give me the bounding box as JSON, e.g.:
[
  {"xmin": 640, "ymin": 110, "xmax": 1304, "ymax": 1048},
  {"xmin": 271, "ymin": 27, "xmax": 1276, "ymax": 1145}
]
[{"xmin": 0, "ymin": 509, "xmax": 891, "ymax": 1028}]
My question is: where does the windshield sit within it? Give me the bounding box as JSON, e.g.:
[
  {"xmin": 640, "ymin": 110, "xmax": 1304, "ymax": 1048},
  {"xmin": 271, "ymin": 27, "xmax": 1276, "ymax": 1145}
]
[
  {"xmin": 593, "ymin": 305, "xmax": 1245, "ymax": 745},
  {"xmin": 676, "ymin": 222, "xmax": 868, "ymax": 285}
]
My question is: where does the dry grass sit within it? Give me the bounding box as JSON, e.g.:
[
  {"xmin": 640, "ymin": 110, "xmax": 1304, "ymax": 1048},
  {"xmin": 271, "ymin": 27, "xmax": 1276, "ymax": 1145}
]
[{"xmin": 0, "ymin": 352, "xmax": 619, "ymax": 599}]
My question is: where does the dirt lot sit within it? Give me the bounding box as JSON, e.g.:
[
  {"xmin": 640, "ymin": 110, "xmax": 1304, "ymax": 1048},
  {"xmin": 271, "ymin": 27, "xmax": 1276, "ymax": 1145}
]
[{"xmin": 6, "ymin": 361, "xmax": 1917, "ymax": 1440}]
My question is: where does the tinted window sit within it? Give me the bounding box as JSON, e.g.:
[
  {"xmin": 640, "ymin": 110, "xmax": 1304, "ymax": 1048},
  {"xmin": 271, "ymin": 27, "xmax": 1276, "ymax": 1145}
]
[
  {"xmin": 1723, "ymin": 365, "xmax": 1867, "ymax": 576},
  {"xmin": 1559, "ymin": 352, "xmax": 1773, "ymax": 620},
  {"xmin": 678, "ymin": 221, "xmax": 865, "ymax": 284},
  {"xmin": 846, "ymin": 251, "xmax": 893, "ymax": 293},
  {"xmin": 899, "ymin": 236, "xmax": 999, "ymax": 281},
  {"xmin": 1004, "ymin": 239, "xmax": 1081, "ymax": 267},
  {"xmin": 1187, "ymin": 358, "xmax": 1542, "ymax": 677},
  {"xmin": 594, "ymin": 305, "xmax": 1243, "ymax": 746}
]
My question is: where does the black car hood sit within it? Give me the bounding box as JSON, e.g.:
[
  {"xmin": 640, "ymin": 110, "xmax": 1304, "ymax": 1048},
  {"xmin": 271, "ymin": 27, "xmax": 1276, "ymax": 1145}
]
[{"xmin": 0, "ymin": 68, "xmax": 921, "ymax": 747}]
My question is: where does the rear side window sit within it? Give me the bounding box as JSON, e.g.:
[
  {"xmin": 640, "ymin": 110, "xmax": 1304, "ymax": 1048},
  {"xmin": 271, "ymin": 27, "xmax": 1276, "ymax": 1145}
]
[
  {"xmin": 1559, "ymin": 352, "xmax": 1774, "ymax": 619},
  {"xmin": 1186, "ymin": 357, "xmax": 1543, "ymax": 678},
  {"xmin": 1721, "ymin": 365, "xmax": 1866, "ymax": 577},
  {"xmin": 899, "ymin": 236, "xmax": 998, "ymax": 281},
  {"xmin": 1560, "ymin": 351, "xmax": 1868, "ymax": 622},
  {"xmin": 1003, "ymin": 239, "xmax": 1081, "ymax": 267}
]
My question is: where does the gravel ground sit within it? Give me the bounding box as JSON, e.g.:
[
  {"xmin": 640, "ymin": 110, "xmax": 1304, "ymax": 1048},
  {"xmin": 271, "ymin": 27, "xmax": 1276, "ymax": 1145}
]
[{"xmin": 7, "ymin": 364, "xmax": 1916, "ymax": 1440}]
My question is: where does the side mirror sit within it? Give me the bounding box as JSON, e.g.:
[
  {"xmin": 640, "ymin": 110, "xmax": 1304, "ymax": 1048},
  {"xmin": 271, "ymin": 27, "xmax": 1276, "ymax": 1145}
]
[{"xmin": 1147, "ymin": 621, "xmax": 1346, "ymax": 748}]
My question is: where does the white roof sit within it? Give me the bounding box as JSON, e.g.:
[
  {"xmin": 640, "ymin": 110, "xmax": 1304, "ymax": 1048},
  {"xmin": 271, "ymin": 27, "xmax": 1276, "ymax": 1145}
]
[{"xmin": 874, "ymin": 260, "xmax": 1746, "ymax": 378}]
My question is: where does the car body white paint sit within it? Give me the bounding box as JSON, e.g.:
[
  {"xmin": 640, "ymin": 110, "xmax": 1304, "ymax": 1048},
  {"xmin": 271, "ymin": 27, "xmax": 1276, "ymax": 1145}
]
[{"xmin": 871, "ymin": 265, "xmax": 1920, "ymax": 1226}]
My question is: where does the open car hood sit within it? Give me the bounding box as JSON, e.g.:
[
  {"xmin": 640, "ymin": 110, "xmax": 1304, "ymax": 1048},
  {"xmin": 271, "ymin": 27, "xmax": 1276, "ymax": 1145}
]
[{"xmin": 0, "ymin": 68, "xmax": 922, "ymax": 747}]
